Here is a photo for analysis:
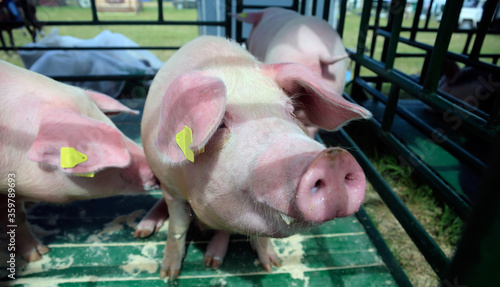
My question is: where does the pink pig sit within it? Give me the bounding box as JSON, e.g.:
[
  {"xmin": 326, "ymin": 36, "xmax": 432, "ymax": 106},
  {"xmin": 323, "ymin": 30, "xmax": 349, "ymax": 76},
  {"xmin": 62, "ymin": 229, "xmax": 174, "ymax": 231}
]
[
  {"xmin": 138, "ymin": 36, "xmax": 371, "ymax": 280},
  {"xmin": 0, "ymin": 60, "xmax": 158, "ymax": 262},
  {"xmin": 235, "ymin": 7, "xmax": 349, "ymax": 137}
]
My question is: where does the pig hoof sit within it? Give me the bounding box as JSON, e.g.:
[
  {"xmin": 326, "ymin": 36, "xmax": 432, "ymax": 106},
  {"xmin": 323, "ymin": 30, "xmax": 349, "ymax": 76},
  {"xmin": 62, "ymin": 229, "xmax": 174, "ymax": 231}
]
[
  {"xmin": 23, "ymin": 249, "xmax": 43, "ymax": 262},
  {"xmin": 204, "ymin": 255, "xmax": 223, "ymax": 269},
  {"xmin": 160, "ymin": 268, "xmax": 180, "ymax": 280},
  {"xmin": 37, "ymin": 243, "xmax": 50, "ymax": 255},
  {"xmin": 134, "ymin": 226, "xmax": 155, "ymax": 238},
  {"xmin": 135, "ymin": 199, "xmax": 168, "ymax": 238},
  {"xmin": 204, "ymin": 230, "xmax": 230, "ymax": 269},
  {"xmin": 251, "ymin": 237, "xmax": 281, "ymax": 273}
]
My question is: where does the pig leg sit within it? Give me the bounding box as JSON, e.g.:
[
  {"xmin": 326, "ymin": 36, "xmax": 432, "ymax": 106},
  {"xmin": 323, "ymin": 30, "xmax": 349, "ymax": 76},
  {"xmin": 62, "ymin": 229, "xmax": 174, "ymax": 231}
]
[
  {"xmin": 160, "ymin": 187, "xmax": 192, "ymax": 280},
  {"xmin": 250, "ymin": 237, "xmax": 281, "ymax": 272},
  {"xmin": 0, "ymin": 196, "xmax": 49, "ymax": 261},
  {"xmin": 134, "ymin": 198, "xmax": 169, "ymax": 238},
  {"xmin": 204, "ymin": 230, "xmax": 230, "ymax": 269}
]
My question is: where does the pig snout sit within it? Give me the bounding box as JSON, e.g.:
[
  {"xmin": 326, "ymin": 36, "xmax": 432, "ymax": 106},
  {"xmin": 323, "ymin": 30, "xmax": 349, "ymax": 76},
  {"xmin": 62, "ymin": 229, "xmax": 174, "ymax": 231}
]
[{"xmin": 296, "ymin": 148, "xmax": 366, "ymax": 223}]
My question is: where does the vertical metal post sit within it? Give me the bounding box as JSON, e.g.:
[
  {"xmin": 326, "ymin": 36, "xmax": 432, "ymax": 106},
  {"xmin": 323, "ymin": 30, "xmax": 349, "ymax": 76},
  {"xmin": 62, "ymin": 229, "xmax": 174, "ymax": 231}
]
[
  {"xmin": 322, "ymin": 0, "xmax": 332, "ymax": 21},
  {"xmin": 225, "ymin": 0, "xmax": 234, "ymax": 39},
  {"xmin": 410, "ymin": 0, "xmax": 424, "ymax": 41},
  {"xmin": 357, "ymin": 0, "xmax": 374, "ymax": 56},
  {"xmin": 424, "ymin": 0, "xmax": 434, "ymax": 28},
  {"xmin": 422, "ymin": 0, "xmax": 464, "ymax": 94},
  {"xmin": 381, "ymin": 84, "xmax": 401, "ymax": 131},
  {"xmin": 234, "ymin": 0, "xmax": 243, "ymax": 42},
  {"xmin": 91, "ymin": 0, "xmax": 99, "ymax": 23},
  {"xmin": 384, "ymin": 0, "xmax": 406, "ymax": 71},
  {"xmin": 338, "ymin": 0, "xmax": 347, "ymax": 38},
  {"xmin": 469, "ymin": 0, "xmax": 499, "ymax": 60},
  {"xmin": 157, "ymin": 0, "xmax": 164, "ymax": 22},
  {"xmin": 369, "ymin": 0, "xmax": 383, "ymax": 59}
]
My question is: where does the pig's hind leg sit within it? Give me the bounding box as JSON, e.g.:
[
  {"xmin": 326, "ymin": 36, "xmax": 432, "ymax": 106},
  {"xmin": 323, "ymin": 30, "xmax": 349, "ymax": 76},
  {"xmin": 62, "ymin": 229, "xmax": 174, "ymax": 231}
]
[
  {"xmin": 134, "ymin": 198, "xmax": 168, "ymax": 238},
  {"xmin": 204, "ymin": 230, "xmax": 230, "ymax": 268},
  {"xmin": 0, "ymin": 197, "xmax": 50, "ymax": 261},
  {"xmin": 251, "ymin": 237, "xmax": 281, "ymax": 272}
]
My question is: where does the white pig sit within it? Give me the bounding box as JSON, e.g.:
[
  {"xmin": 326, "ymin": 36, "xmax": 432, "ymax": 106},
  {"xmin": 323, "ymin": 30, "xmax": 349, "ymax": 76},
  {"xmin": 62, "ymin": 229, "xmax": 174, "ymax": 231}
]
[
  {"xmin": 139, "ymin": 36, "xmax": 371, "ymax": 280},
  {"xmin": 234, "ymin": 7, "xmax": 350, "ymax": 137},
  {"xmin": 0, "ymin": 60, "xmax": 159, "ymax": 262}
]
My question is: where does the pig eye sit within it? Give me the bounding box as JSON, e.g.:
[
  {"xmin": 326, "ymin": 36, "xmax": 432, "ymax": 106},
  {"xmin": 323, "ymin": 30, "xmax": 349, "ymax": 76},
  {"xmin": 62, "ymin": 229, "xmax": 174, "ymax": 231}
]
[{"xmin": 218, "ymin": 122, "xmax": 226, "ymax": 129}]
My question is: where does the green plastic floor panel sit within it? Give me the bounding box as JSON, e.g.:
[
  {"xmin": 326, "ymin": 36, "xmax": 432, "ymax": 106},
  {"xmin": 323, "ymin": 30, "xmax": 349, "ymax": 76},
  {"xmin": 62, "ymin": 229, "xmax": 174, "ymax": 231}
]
[
  {"xmin": 1, "ymin": 100, "xmax": 400, "ymax": 286},
  {"xmin": 4, "ymin": 196, "xmax": 397, "ymax": 286}
]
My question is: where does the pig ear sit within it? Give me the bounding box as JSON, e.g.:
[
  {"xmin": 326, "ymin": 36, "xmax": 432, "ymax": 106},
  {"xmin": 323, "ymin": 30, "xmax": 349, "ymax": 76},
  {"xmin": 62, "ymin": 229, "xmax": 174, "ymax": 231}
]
[
  {"xmin": 266, "ymin": 63, "xmax": 371, "ymax": 130},
  {"xmin": 27, "ymin": 109, "xmax": 131, "ymax": 174},
  {"xmin": 232, "ymin": 11, "xmax": 264, "ymax": 25},
  {"xmin": 85, "ymin": 90, "xmax": 140, "ymax": 116},
  {"xmin": 155, "ymin": 71, "xmax": 226, "ymax": 164},
  {"xmin": 443, "ymin": 59, "xmax": 460, "ymax": 83}
]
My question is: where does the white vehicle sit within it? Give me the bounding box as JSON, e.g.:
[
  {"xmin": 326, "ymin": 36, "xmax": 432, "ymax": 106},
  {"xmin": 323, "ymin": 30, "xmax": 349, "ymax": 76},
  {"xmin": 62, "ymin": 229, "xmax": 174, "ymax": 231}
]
[{"xmin": 458, "ymin": 0, "xmax": 486, "ymax": 29}]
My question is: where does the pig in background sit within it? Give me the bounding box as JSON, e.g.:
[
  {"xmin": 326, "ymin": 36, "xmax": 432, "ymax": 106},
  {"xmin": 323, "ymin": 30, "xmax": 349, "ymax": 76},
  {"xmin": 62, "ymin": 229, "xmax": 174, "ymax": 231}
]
[
  {"xmin": 234, "ymin": 7, "xmax": 350, "ymax": 138},
  {"xmin": 436, "ymin": 60, "xmax": 499, "ymax": 202},
  {"xmin": 136, "ymin": 35, "xmax": 371, "ymax": 280},
  {"xmin": 0, "ymin": 60, "xmax": 158, "ymax": 262},
  {"xmin": 438, "ymin": 59, "xmax": 499, "ymax": 115}
]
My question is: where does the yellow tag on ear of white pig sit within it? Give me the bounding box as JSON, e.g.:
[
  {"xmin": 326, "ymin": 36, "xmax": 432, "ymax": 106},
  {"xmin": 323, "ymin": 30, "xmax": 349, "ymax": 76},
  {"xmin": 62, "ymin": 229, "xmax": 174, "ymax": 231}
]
[
  {"xmin": 176, "ymin": 126, "xmax": 195, "ymax": 162},
  {"xmin": 60, "ymin": 147, "xmax": 89, "ymax": 168},
  {"xmin": 74, "ymin": 172, "xmax": 95, "ymax": 178},
  {"xmin": 238, "ymin": 12, "xmax": 248, "ymax": 18}
]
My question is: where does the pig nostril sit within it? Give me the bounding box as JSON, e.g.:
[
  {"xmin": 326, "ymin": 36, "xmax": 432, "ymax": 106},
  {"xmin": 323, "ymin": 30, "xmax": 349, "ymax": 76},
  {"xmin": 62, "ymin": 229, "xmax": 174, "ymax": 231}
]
[
  {"xmin": 345, "ymin": 173, "xmax": 355, "ymax": 181},
  {"xmin": 311, "ymin": 180, "xmax": 322, "ymax": 194}
]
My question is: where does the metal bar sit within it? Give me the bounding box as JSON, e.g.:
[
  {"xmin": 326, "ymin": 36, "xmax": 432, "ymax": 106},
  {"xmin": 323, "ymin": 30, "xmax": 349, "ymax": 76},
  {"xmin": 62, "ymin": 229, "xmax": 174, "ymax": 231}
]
[
  {"xmin": 356, "ymin": 77, "xmax": 488, "ymax": 175},
  {"xmin": 384, "ymin": 0, "xmax": 406, "ymax": 70},
  {"xmin": 348, "ymin": 51, "xmax": 495, "ymax": 140},
  {"xmin": 370, "ymin": 0, "xmax": 383, "ymax": 59},
  {"xmin": 422, "ymin": 0, "xmax": 464, "ymax": 94},
  {"xmin": 462, "ymin": 32, "xmax": 473, "ymax": 54},
  {"xmin": 235, "ymin": 0, "xmax": 243, "ymax": 43},
  {"xmin": 329, "ymin": 128, "xmax": 451, "ymax": 278},
  {"xmin": 443, "ymin": 137, "xmax": 500, "ymax": 286},
  {"xmin": 37, "ymin": 20, "xmax": 225, "ymax": 26},
  {"xmin": 381, "ymin": 84, "xmax": 400, "ymax": 131},
  {"xmin": 338, "ymin": 0, "xmax": 347, "ymax": 38},
  {"xmin": 368, "ymin": 25, "xmax": 500, "ymax": 34},
  {"xmin": 90, "ymin": 0, "xmax": 99, "ymax": 23},
  {"xmin": 355, "ymin": 207, "xmax": 413, "ymax": 287},
  {"xmin": 157, "ymin": 0, "xmax": 164, "ymax": 22},
  {"xmin": 300, "ymin": 0, "xmax": 307, "ymax": 14},
  {"xmin": 4, "ymin": 46, "xmax": 180, "ymax": 51},
  {"xmin": 225, "ymin": 0, "xmax": 232, "ymax": 39},
  {"xmin": 410, "ymin": 0, "xmax": 424, "ymax": 41},
  {"xmin": 357, "ymin": 0, "xmax": 373, "ymax": 56},
  {"xmin": 51, "ymin": 74, "xmax": 155, "ymax": 81},
  {"xmin": 424, "ymin": 0, "xmax": 434, "ymax": 29},
  {"xmin": 376, "ymin": 29, "xmax": 500, "ymax": 76},
  {"xmin": 469, "ymin": 0, "xmax": 499, "ymax": 60},
  {"xmin": 322, "ymin": 0, "xmax": 331, "ymax": 21}
]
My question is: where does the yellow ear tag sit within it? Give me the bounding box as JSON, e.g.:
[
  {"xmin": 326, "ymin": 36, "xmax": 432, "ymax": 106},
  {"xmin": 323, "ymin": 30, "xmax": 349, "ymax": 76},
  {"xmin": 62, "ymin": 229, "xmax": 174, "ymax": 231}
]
[
  {"xmin": 176, "ymin": 126, "xmax": 204, "ymax": 163},
  {"xmin": 60, "ymin": 147, "xmax": 95, "ymax": 177},
  {"xmin": 239, "ymin": 12, "xmax": 248, "ymax": 18},
  {"xmin": 74, "ymin": 172, "xmax": 95, "ymax": 178}
]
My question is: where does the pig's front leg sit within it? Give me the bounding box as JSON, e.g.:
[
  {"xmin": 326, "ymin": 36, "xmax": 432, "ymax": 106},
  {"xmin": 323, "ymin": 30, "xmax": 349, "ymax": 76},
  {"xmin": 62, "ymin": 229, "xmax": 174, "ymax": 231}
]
[
  {"xmin": 250, "ymin": 237, "xmax": 281, "ymax": 272},
  {"xmin": 204, "ymin": 230, "xmax": 230, "ymax": 268},
  {"xmin": 0, "ymin": 196, "xmax": 50, "ymax": 261},
  {"xmin": 160, "ymin": 187, "xmax": 192, "ymax": 280},
  {"xmin": 135, "ymin": 198, "xmax": 168, "ymax": 238}
]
